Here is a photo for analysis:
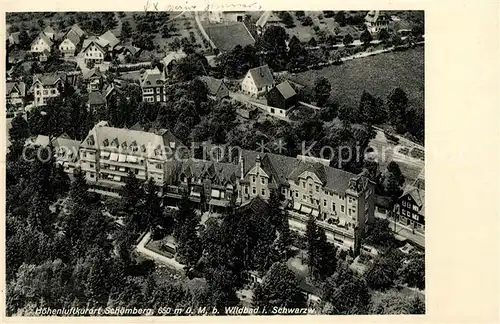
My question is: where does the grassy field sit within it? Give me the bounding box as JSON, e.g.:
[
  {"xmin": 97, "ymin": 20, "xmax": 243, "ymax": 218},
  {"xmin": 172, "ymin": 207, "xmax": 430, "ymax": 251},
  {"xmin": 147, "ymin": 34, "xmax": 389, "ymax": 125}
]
[
  {"xmin": 287, "ymin": 46, "xmax": 424, "ymax": 112},
  {"xmin": 203, "ymin": 23, "xmax": 255, "ymax": 52}
]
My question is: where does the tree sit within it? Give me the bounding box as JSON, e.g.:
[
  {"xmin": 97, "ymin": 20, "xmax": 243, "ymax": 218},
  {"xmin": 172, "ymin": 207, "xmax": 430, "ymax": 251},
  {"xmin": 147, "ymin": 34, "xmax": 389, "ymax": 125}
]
[
  {"xmin": 398, "ymin": 251, "xmax": 425, "ymax": 289},
  {"xmin": 278, "ymin": 11, "xmax": 295, "ymax": 28},
  {"xmin": 252, "ymin": 262, "xmax": 307, "ymax": 308},
  {"xmin": 301, "ymin": 16, "xmax": 313, "ymax": 26},
  {"xmin": 363, "ymin": 218, "xmax": 396, "ymax": 248},
  {"xmin": 378, "ymin": 28, "xmax": 390, "ymax": 43},
  {"xmin": 121, "ymin": 20, "xmax": 132, "ymax": 40},
  {"xmin": 313, "ymin": 77, "xmax": 331, "ymax": 107},
  {"xmin": 321, "ymin": 263, "xmax": 371, "ymax": 314},
  {"xmin": 142, "ymin": 178, "xmax": 163, "ymax": 232},
  {"xmin": 305, "ymin": 214, "xmax": 337, "ymax": 281},
  {"xmin": 370, "ymin": 290, "xmax": 425, "ymax": 314},
  {"xmin": 365, "ymin": 250, "xmax": 403, "ymax": 291},
  {"xmin": 18, "ymin": 30, "xmax": 31, "ymax": 49},
  {"xmin": 360, "ymin": 28, "xmax": 373, "ymax": 46},
  {"xmin": 9, "ymin": 114, "xmax": 30, "ymax": 142},
  {"xmin": 357, "ymin": 90, "xmax": 386, "ymax": 125},
  {"xmin": 260, "ymin": 26, "xmax": 288, "ymax": 54},
  {"xmin": 387, "ymin": 87, "xmax": 409, "ymax": 128},
  {"xmin": 308, "ymin": 37, "xmax": 317, "ymax": 47},
  {"xmin": 161, "ymin": 23, "xmax": 171, "ymax": 38},
  {"xmin": 174, "ymin": 194, "xmax": 202, "ymax": 271},
  {"xmin": 295, "ymin": 11, "xmax": 305, "ymax": 19},
  {"xmin": 391, "ymin": 34, "xmax": 403, "ymax": 47},
  {"xmin": 343, "ymin": 33, "xmax": 354, "ymax": 47},
  {"xmin": 335, "ymin": 11, "xmax": 347, "ymax": 27},
  {"xmin": 384, "ymin": 161, "xmax": 405, "ymax": 199}
]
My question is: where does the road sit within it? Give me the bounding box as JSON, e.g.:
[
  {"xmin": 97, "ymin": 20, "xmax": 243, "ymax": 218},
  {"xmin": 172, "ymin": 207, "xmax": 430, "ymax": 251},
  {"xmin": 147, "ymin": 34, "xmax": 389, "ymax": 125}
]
[{"xmin": 375, "ymin": 211, "xmax": 425, "ymax": 248}]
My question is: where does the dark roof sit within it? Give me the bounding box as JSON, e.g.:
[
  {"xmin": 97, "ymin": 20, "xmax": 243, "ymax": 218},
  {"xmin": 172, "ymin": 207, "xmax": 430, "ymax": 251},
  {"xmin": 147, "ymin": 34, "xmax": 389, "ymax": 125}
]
[
  {"xmin": 375, "ymin": 195, "xmax": 394, "ymax": 209},
  {"xmin": 88, "ymin": 91, "xmax": 106, "ymax": 105},
  {"xmin": 64, "ymin": 29, "xmax": 81, "ymax": 46},
  {"xmin": 83, "ymin": 68, "xmax": 102, "ymax": 80},
  {"xmin": 200, "ymin": 76, "xmax": 224, "ymax": 96},
  {"xmin": 123, "ymin": 45, "xmax": 141, "ymax": 55},
  {"xmin": 7, "ymin": 82, "xmax": 26, "ymax": 97},
  {"xmin": 99, "ymin": 30, "xmax": 120, "ymax": 49},
  {"xmin": 32, "ymin": 72, "xmax": 66, "ymax": 86},
  {"xmin": 401, "ymin": 186, "xmax": 425, "ymax": 216},
  {"xmin": 238, "ymin": 196, "xmax": 269, "ymax": 215},
  {"xmin": 247, "ymin": 65, "xmax": 274, "ymax": 88},
  {"xmin": 82, "ymin": 37, "xmax": 107, "ymax": 53},
  {"xmin": 274, "ymin": 81, "xmax": 297, "ymax": 99},
  {"xmin": 70, "ymin": 24, "xmax": 86, "ymax": 38}
]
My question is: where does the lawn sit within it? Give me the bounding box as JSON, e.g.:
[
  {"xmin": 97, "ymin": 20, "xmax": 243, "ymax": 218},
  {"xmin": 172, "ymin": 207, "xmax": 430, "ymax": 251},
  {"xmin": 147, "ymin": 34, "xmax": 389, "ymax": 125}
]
[
  {"xmin": 203, "ymin": 23, "xmax": 255, "ymax": 52},
  {"xmin": 287, "ymin": 46, "xmax": 424, "ymax": 112}
]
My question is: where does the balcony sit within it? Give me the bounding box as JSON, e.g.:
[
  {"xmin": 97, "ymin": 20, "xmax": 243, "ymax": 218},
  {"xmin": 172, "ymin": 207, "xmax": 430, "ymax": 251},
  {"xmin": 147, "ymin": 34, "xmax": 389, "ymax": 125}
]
[{"xmin": 288, "ymin": 210, "xmax": 354, "ymax": 238}]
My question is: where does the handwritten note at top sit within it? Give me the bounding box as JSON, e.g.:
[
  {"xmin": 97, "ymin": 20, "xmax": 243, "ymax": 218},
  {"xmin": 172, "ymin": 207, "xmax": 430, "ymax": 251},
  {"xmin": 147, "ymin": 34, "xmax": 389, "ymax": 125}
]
[{"xmin": 143, "ymin": 0, "xmax": 262, "ymax": 12}]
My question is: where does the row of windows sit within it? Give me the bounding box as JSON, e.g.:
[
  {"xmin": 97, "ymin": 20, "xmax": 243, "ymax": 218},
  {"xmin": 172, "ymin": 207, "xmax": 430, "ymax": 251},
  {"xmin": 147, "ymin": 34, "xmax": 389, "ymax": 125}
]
[
  {"xmin": 36, "ymin": 89, "xmax": 57, "ymax": 96},
  {"xmin": 402, "ymin": 209, "xmax": 420, "ymax": 221},
  {"xmin": 402, "ymin": 200, "xmax": 419, "ymax": 211},
  {"xmin": 244, "ymin": 186, "xmax": 266, "ymax": 197},
  {"xmin": 251, "ymin": 175, "xmax": 266, "ymax": 184},
  {"xmin": 87, "ymin": 52, "xmax": 103, "ymax": 57}
]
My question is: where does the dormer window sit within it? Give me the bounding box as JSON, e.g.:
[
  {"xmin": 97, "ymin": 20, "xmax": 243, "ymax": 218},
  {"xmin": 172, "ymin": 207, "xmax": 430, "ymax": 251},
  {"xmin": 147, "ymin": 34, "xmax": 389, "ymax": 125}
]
[
  {"xmin": 146, "ymin": 81, "xmax": 151, "ymax": 85},
  {"xmin": 103, "ymin": 138, "xmax": 109, "ymax": 146},
  {"xmin": 121, "ymin": 141, "xmax": 127, "ymax": 149},
  {"xmin": 141, "ymin": 145, "xmax": 146, "ymax": 153},
  {"xmin": 86, "ymin": 135, "xmax": 95, "ymax": 146}
]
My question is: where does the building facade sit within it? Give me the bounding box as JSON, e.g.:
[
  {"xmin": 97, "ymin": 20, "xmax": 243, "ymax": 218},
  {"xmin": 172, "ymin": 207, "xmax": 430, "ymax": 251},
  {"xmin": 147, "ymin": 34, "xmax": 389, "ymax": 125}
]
[
  {"xmin": 266, "ymin": 81, "xmax": 298, "ymax": 116},
  {"xmin": 394, "ymin": 186, "xmax": 425, "ymax": 233},
  {"xmin": 6, "ymin": 82, "xmax": 26, "ymax": 106},
  {"xmin": 30, "ymin": 32, "xmax": 53, "ymax": 55},
  {"xmin": 141, "ymin": 68, "xmax": 166, "ymax": 103},
  {"xmin": 364, "ymin": 10, "xmax": 390, "ymax": 34},
  {"xmin": 30, "ymin": 73, "xmax": 66, "ymax": 106},
  {"xmin": 241, "ymin": 65, "xmax": 276, "ymax": 97}
]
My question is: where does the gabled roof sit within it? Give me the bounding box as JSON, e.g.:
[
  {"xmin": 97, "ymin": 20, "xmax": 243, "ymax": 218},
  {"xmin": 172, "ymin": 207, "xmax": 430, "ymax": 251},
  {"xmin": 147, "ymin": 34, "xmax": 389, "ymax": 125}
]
[
  {"xmin": 200, "ymin": 76, "xmax": 225, "ymax": 96},
  {"xmin": 32, "ymin": 72, "xmax": 66, "ymax": 86},
  {"xmin": 7, "ymin": 82, "xmax": 26, "ymax": 97},
  {"xmin": 88, "ymin": 91, "xmax": 106, "ymax": 105},
  {"xmin": 256, "ymin": 11, "xmax": 281, "ymax": 28},
  {"xmin": 402, "ymin": 186, "xmax": 425, "ymax": 210},
  {"xmin": 273, "ymin": 81, "xmax": 297, "ymax": 100},
  {"xmin": 162, "ymin": 50, "xmax": 187, "ymax": 67},
  {"xmin": 247, "ymin": 65, "xmax": 274, "ymax": 89},
  {"xmin": 99, "ymin": 30, "xmax": 120, "ymax": 49},
  {"xmin": 70, "ymin": 24, "xmax": 86, "ymax": 38},
  {"xmin": 31, "ymin": 32, "xmax": 54, "ymax": 47},
  {"xmin": 141, "ymin": 68, "xmax": 165, "ymax": 87},
  {"xmin": 63, "ymin": 29, "xmax": 81, "ymax": 47},
  {"xmin": 239, "ymin": 196, "xmax": 269, "ymax": 215},
  {"xmin": 83, "ymin": 68, "xmax": 102, "ymax": 80},
  {"xmin": 123, "ymin": 45, "xmax": 141, "ymax": 56},
  {"xmin": 365, "ymin": 10, "xmax": 390, "ymax": 24},
  {"xmin": 43, "ymin": 26, "xmax": 55, "ymax": 35}
]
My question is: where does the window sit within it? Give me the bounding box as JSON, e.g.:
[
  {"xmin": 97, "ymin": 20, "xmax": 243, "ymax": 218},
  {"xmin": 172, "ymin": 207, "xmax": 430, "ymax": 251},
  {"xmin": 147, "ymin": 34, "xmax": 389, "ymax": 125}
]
[
  {"xmin": 281, "ymin": 187, "xmax": 286, "ymax": 194},
  {"xmin": 156, "ymin": 164, "xmax": 163, "ymax": 170},
  {"xmin": 245, "ymin": 186, "xmax": 248, "ymax": 194},
  {"xmin": 90, "ymin": 163, "xmax": 95, "ymax": 168},
  {"xmin": 412, "ymin": 205, "xmax": 418, "ymax": 212},
  {"xmin": 302, "ymin": 194, "xmax": 306, "ymax": 200},
  {"xmin": 261, "ymin": 177, "xmax": 265, "ymax": 184},
  {"xmin": 295, "ymin": 192, "xmax": 299, "ymax": 198},
  {"xmin": 51, "ymin": 89, "xmax": 56, "ymax": 95},
  {"xmin": 402, "ymin": 209, "xmax": 406, "ymax": 216},
  {"xmin": 316, "ymin": 185, "xmax": 319, "ymax": 192},
  {"xmin": 252, "ymin": 176, "xmax": 256, "ymax": 183},
  {"xmin": 156, "ymin": 95, "xmax": 160, "ymax": 102},
  {"xmin": 323, "ymin": 200, "xmax": 327, "ymax": 207},
  {"xmin": 90, "ymin": 173, "xmax": 95, "ymax": 178},
  {"xmin": 252, "ymin": 187, "xmax": 256, "ymax": 195},
  {"xmin": 261, "ymin": 189, "xmax": 265, "ymax": 196},
  {"xmin": 43, "ymin": 90, "xmax": 48, "ymax": 95},
  {"xmin": 402, "ymin": 201, "xmax": 406, "ymax": 207},
  {"xmin": 332, "ymin": 202, "xmax": 336, "ymax": 211},
  {"xmin": 341, "ymin": 205, "xmax": 345, "ymax": 213},
  {"xmin": 302, "ymin": 181, "xmax": 305, "ymax": 188}
]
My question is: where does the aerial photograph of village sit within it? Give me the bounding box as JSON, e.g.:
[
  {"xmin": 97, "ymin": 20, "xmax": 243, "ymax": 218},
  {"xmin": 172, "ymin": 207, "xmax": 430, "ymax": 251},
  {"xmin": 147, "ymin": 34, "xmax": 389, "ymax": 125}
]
[{"xmin": 5, "ymin": 10, "xmax": 425, "ymax": 316}]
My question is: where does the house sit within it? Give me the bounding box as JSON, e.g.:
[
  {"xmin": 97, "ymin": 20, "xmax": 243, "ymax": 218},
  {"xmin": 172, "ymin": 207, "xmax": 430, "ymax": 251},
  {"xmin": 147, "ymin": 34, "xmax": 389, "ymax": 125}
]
[
  {"xmin": 364, "ymin": 10, "xmax": 390, "ymax": 34},
  {"xmin": 31, "ymin": 72, "xmax": 66, "ymax": 106},
  {"xmin": 140, "ymin": 67, "xmax": 166, "ymax": 103},
  {"xmin": 162, "ymin": 50, "xmax": 187, "ymax": 75},
  {"xmin": 104, "ymin": 83, "xmax": 122, "ymax": 102},
  {"xmin": 30, "ymin": 32, "xmax": 53, "ymax": 56},
  {"xmin": 266, "ymin": 81, "xmax": 297, "ymax": 115},
  {"xmin": 255, "ymin": 11, "xmax": 282, "ymax": 35},
  {"xmin": 82, "ymin": 68, "xmax": 104, "ymax": 92},
  {"xmin": 208, "ymin": 11, "xmax": 246, "ymax": 24},
  {"xmin": 81, "ymin": 31, "xmax": 120, "ymax": 64},
  {"xmin": 87, "ymin": 91, "xmax": 107, "ymax": 111},
  {"xmin": 241, "ymin": 65, "xmax": 275, "ymax": 97},
  {"xmin": 79, "ymin": 121, "xmax": 187, "ymax": 196},
  {"xmin": 117, "ymin": 45, "xmax": 142, "ymax": 62},
  {"xmin": 39, "ymin": 49, "xmax": 51, "ymax": 62},
  {"xmin": 69, "ymin": 24, "xmax": 86, "ymax": 39},
  {"xmin": 43, "ymin": 26, "xmax": 56, "ymax": 40},
  {"xmin": 25, "ymin": 134, "xmax": 81, "ymax": 175},
  {"xmin": 81, "ymin": 38, "xmax": 107, "ymax": 65},
  {"xmin": 200, "ymin": 76, "xmax": 229, "ymax": 101},
  {"xmin": 59, "ymin": 29, "xmax": 83, "ymax": 57},
  {"xmin": 394, "ymin": 186, "xmax": 425, "ymax": 233},
  {"xmin": 6, "ymin": 82, "xmax": 26, "ymax": 106}
]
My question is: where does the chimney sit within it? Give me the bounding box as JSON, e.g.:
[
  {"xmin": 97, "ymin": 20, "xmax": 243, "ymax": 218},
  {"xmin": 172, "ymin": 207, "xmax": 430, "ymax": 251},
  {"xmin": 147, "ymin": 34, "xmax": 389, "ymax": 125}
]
[
  {"xmin": 239, "ymin": 154, "xmax": 245, "ymax": 180},
  {"xmin": 256, "ymin": 154, "xmax": 261, "ymax": 170}
]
